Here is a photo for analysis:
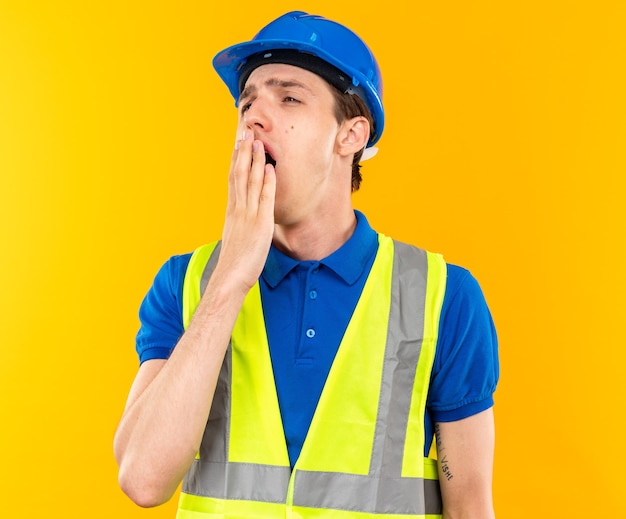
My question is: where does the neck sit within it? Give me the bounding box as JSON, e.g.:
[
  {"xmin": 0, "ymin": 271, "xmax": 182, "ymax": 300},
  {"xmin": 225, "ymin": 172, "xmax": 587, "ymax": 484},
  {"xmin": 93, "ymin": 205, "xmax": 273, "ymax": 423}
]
[{"xmin": 272, "ymin": 207, "xmax": 357, "ymax": 261}]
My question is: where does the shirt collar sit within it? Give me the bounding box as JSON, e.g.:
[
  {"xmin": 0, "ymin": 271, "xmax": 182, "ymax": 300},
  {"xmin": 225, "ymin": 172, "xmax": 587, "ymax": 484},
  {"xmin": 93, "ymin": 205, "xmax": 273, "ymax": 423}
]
[{"xmin": 262, "ymin": 210, "xmax": 378, "ymax": 288}]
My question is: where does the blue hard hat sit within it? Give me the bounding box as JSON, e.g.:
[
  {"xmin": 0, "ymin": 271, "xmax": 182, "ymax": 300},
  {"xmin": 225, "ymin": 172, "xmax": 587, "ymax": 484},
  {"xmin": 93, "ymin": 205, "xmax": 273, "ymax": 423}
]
[{"xmin": 213, "ymin": 11, "xmax": 384, "ymax": 146}]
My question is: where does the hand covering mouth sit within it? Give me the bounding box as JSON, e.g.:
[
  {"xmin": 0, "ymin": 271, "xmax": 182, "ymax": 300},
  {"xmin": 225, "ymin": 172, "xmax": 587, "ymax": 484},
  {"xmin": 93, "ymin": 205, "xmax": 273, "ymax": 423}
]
[{"xmin": 265, "ymin": 152, "xmax": 277, "ymax": 168}]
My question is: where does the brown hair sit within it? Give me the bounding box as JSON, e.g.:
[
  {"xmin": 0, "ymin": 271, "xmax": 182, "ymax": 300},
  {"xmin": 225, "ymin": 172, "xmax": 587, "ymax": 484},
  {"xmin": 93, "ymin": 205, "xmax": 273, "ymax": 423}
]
[{"xmin": 330, "ymin": 90, "xmax": 375, "ymax": 192}]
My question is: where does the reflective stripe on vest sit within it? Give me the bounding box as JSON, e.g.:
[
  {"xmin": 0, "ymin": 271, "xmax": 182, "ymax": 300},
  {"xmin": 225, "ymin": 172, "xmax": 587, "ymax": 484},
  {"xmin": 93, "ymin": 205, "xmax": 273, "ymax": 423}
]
[{"xmin": 177, "ymin": 235, "xmax": 447, "ymax": 519}]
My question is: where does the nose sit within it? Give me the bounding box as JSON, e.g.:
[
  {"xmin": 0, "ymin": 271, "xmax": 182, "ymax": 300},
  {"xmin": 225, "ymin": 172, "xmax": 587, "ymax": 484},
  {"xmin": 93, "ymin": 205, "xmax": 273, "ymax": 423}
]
[{"xmin": 242, "ymin": 97, "xmax": 271, "ymax": 133}]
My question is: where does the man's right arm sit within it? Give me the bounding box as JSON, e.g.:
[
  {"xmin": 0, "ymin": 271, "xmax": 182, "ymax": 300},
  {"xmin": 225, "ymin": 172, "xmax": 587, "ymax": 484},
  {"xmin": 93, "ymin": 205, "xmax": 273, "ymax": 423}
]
[{"xmin": 113, "ymin": 131, "xmax": 276, "ymax": 507}]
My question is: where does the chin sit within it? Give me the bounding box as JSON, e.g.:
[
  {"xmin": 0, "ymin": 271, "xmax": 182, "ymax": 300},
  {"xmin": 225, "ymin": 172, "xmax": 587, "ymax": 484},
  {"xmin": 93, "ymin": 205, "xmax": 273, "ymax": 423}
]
[{"xmin": 273, "ymin": 205, "xmax": 300, "ymax": 227}]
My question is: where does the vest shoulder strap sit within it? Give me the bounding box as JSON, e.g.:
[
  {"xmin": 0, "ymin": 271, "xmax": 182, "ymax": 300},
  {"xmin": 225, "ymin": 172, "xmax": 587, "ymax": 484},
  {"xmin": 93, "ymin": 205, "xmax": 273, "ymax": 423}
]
[{"xmin": 182, "ymin": 241, "xmax": 221, "ymax": 329}]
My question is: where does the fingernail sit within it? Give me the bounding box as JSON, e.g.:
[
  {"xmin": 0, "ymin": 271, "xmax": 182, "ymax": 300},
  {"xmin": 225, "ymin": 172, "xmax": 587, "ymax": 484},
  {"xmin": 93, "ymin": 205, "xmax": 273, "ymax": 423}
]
[
  {"xmin": 253, "ymin": 141, "xmax": 259, "ymax": 152},
  {"xmin": 242, "ymin": 130, "xmax": 248, "ymax": 140},
  {"xmin": 235, "ymin": 139, "xmax": 240, "ymax": 150}
]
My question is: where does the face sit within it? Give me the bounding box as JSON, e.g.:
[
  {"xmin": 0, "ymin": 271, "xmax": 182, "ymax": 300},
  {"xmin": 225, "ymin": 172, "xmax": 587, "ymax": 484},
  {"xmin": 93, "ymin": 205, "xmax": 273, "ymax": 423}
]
[{"xmin": 237, "ymin": 63, "xmax": 347, "ymax": 226}]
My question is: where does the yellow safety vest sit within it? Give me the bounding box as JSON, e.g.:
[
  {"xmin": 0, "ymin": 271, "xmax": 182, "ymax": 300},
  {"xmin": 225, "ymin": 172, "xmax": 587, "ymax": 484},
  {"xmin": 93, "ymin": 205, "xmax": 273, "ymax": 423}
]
[{"xmin": 177, "ymin": 234, "xmax": 447, "ymax": 518}]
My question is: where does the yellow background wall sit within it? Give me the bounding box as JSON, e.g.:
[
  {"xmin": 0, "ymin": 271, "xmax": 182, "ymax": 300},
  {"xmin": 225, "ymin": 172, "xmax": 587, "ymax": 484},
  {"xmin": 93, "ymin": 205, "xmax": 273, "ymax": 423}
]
[{"xmin": 1, "ymin": 1, "xmax": 624, "ymax": 517}]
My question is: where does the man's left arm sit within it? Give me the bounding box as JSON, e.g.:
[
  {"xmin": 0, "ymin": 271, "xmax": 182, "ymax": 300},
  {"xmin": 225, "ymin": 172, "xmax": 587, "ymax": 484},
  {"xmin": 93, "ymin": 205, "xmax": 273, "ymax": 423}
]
[{"xmin": 435, "ymin": 408, "xmax": 496, "ymax": 519}]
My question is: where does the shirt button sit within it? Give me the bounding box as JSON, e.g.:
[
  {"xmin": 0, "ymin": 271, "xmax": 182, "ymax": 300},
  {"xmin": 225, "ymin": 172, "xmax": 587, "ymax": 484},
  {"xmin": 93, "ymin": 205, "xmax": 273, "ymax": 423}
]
[
  {"xmin": 306, "ymin": 328, "xmax": 316, "ymax": 338},
  {"xmin": 309, "ymin": 290, "xmax": 317, "ymax": 299}
]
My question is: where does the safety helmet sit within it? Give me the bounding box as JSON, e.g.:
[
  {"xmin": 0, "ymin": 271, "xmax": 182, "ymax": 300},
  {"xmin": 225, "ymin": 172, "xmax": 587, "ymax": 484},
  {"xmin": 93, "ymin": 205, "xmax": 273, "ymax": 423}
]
[{"xmin": 213, "ymin": 11, "xmax": 384, "ymax": 146}]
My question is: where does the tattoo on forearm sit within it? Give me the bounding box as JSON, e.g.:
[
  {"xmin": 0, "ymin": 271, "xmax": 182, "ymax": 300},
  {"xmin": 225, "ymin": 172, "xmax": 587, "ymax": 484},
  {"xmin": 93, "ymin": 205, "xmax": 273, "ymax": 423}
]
[
  {"xmin": 434, "ymin": 424, "xmax": 454, "ymax": 481},
  {"xmin": 440, "ymin": 455, "xmax": 454, "ymax": 481},
  {"xmin": 435, "ymin": 424, "xmax": 443, "ymax": 451}
]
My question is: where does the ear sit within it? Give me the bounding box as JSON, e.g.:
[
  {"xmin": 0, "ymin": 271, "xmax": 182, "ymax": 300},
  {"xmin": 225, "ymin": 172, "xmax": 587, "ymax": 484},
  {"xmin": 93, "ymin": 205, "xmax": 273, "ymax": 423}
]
[{"xmin": 336, "ymin": 116, "xmax": 370, "ymax": 157}]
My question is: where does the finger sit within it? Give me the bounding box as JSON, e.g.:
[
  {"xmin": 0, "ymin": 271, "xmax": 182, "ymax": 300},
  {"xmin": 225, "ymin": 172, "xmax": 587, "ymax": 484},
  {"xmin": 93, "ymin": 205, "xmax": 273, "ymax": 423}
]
[
  {"xmin": 246, "ymin": 139, "xmax": 268, "ymax": 210},
  {"xmin": 257, "ymin": 163, "xmax": 276, "ymax": 222},
  {"xmin": 231, "ymin": 131, "xmax": 253, "ymax": 208},
  {"xmin": 226, "ymin": 146, "xmax": 238, "ymax": 213}
]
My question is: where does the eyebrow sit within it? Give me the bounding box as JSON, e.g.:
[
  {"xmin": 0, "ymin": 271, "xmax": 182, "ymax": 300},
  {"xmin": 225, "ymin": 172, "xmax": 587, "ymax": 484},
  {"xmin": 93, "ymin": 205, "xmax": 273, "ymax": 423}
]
[{"xmin": 239, "ymin": 78, "xmax": 312, "ymax": 103}]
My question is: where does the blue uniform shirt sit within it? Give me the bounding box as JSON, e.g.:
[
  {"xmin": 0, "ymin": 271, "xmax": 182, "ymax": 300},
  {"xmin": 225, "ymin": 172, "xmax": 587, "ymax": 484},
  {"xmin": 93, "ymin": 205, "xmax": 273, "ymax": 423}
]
[{"xmin": 136, "ymin": 211, "xmax": 499, "ymax": 466}]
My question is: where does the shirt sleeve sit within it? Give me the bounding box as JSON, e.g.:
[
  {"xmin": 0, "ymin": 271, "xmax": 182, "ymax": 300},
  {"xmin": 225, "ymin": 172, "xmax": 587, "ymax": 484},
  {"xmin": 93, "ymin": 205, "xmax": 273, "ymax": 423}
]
[
  {"xmin": 427, "ymin": 264, "xmax": 499, "ymax": 422},
  {"xmin": 135, "ymin": 253, "xmax": 192, "ymax": 364}
]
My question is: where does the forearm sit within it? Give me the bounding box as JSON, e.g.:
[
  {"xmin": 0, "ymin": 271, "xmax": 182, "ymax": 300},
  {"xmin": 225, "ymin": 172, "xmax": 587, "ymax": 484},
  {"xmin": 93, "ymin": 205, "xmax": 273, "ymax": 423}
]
[
  {"xmin": 436, "ymin": 409, "xmax": 496, "ymax": 519},
  {"xmin": 114, "ymin": 276, "xmax": 246, "ymax": 507},
  {"xmin": 115, "ymin": 130, "xmax": 275, "ymax": 507},
  {"xmin": 442, "ymin": 501, "xmax": 495, "ymax": 519}
]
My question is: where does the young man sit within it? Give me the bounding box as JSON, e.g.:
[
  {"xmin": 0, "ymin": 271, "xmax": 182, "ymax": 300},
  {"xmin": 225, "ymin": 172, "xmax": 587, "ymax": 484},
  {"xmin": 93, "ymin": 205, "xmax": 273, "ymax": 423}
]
[{"xmin": 114, "ymin": 11, "xmax": 499, "ymax": 519}]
